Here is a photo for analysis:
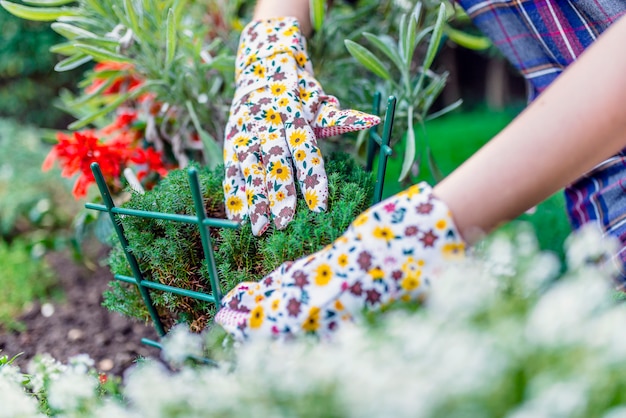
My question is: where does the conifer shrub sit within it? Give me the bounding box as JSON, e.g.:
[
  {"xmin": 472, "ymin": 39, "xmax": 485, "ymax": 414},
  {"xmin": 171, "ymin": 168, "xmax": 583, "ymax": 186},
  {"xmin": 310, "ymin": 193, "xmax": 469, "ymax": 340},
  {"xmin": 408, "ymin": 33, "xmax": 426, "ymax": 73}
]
[{"xmin": 103, "ymin": 153, "xmax": 374, "ymax": 331}]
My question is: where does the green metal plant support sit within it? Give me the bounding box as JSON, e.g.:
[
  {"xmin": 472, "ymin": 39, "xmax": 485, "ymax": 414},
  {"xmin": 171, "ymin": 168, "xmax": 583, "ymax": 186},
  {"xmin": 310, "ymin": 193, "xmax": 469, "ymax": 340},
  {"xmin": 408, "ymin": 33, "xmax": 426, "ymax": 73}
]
[{"xmin": 86, "ymin": 93, "xmax": 397, "ymax": 350}]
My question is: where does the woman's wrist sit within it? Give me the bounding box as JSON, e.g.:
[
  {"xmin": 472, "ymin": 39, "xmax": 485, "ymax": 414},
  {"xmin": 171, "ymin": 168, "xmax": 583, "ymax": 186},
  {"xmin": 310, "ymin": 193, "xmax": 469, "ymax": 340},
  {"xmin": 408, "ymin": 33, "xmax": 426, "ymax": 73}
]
[{"xmin": 253, "ymin": 0, "xmax": 312, "ymax": 36}]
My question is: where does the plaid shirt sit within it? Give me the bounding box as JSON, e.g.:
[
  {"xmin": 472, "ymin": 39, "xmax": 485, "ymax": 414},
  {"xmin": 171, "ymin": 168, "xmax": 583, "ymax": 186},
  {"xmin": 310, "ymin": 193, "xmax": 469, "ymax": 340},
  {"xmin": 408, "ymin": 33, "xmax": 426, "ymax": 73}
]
[{"xmin": 457, "ymin": 0, "xmax": 626, "ymax": 282}]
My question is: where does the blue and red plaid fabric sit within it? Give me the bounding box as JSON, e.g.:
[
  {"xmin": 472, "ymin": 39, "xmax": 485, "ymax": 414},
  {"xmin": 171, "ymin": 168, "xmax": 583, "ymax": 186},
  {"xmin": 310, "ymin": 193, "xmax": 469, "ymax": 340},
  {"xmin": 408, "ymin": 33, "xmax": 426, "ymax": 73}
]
[{"xmin": 457, "ymin": 0, "xmax": 626, "ymax": 282}]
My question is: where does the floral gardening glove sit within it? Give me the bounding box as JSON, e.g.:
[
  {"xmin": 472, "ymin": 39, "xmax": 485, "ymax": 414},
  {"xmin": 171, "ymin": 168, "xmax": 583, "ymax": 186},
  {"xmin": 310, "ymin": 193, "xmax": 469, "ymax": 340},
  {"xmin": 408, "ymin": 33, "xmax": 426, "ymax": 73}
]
[
  {"xmin": 215, "ymin": 183, "xmax": 466, "ymax": 341},
  {"xmin": 223, "ymin": 17, "xmax": 381, "ymax": 236}
]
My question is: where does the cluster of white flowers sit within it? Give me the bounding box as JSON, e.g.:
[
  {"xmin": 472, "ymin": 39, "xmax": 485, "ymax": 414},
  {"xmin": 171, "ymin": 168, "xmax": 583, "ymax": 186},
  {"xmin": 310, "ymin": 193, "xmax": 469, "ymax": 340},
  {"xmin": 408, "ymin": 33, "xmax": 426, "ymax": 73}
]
[{"xmin": 1, "ymin": 223, "xmax": 624, "ymax": 417}]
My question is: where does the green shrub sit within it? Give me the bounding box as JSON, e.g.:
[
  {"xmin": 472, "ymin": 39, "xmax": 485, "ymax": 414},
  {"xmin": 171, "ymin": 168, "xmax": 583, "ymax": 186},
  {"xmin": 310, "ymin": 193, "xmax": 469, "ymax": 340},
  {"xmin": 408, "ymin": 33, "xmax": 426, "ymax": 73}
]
[
  {"xmin": 0, "ymin": 239, "xmax": 56, "ymax": 331},
  {"xmin": 104, "ymin": 152, "xmax": 374, "ymax": 331}
]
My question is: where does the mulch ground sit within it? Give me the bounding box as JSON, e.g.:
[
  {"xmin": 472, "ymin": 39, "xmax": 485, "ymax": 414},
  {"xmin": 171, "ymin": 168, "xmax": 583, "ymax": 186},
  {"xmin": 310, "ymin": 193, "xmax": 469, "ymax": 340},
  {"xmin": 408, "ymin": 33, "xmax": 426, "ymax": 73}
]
[{"xmin": 0, "ymin": 248, "xmax": 161, "ymax": 377}]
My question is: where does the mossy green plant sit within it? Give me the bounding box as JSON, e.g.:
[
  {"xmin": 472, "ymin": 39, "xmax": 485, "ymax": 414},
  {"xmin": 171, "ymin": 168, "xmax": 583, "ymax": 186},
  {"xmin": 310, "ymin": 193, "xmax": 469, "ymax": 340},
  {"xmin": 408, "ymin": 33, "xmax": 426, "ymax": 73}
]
[{"xmin": 104, "ymin": 153, "xmax": 374, "ymax": 331}]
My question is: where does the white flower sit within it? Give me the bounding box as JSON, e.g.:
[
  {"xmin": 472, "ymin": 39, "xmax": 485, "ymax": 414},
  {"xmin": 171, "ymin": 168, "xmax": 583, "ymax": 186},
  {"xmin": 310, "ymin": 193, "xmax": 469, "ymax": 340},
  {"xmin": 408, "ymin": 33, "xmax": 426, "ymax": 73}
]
[
  {"xmin": 565, "ymin": 223, "xmax": 620, "ymax": 275},
  {"xmin": 67, "ymin": 353, "xmax": 95, "ymax": 374},
  {"xmin": 161, "ymin": 324, "xmax": 204, "ymax": 365},
  {"xmin": 428, "ymin": 259, "xmax": 498, "ymax": 321},
  {"xmin": 47, "ymin": 371, "xmax": 99, "ymax": 412},
  {"xmin": 26, "ymin": 353, "xmax": 66, "ymax": 393},
  {"xmin": 526, "ymin": 273, "xmax": 612, "ymax": 347},
  {"xmin": 0, "ymin": 362, "xmax": 26, "ymax": 387},
  {"xmin": 507, "ymin": 378, "xmax": 589, "ymax": 418},
  {"xmin": 91, "ymin": 400, "xmax": 142, "ymax": 418},
  {"xmin": 0, "ymin": 376, "xmax": 42, "ymax": 418}
]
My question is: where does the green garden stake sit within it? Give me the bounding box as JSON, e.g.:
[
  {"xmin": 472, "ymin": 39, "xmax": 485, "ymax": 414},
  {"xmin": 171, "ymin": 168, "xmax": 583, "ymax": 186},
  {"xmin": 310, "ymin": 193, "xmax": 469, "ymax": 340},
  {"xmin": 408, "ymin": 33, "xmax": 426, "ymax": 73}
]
[
  {"xmin": 86, "ymin": 162, "xmax": 166, "ymax": 337},
  {"xmin": 188, "ymin": 167, "xmax": 224, "ymax": 304},
  {"xmin": 366, "ymin": 91, "xmax": 382, "ymax": 172},
  {"xmin": 86, "ymin": 163, "xmax": 239, "ymax": 346},
  {"xmin": 367, "ymin": 95, "xmax": 396, "ymax": 204}
]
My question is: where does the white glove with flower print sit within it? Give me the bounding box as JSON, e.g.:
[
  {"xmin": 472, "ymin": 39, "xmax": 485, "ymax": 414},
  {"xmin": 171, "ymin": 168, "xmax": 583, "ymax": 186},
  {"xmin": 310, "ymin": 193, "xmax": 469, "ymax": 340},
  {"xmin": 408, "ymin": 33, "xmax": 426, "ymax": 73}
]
[
  {"xmin": 223, "ymin": 17, "xmax": 381, "ymax": 236},
  {"xmin": 215, "ymin": 183, "xmax": 466, "ymax": 340}
]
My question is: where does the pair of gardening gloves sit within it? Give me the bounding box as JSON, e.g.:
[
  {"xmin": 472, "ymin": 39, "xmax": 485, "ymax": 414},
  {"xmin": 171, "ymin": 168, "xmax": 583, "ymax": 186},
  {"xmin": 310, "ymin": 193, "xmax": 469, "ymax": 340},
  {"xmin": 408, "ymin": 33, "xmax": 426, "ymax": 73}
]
[{"xmin": 216, "ymin": 17, "xmax": 466, "ymax": 340}]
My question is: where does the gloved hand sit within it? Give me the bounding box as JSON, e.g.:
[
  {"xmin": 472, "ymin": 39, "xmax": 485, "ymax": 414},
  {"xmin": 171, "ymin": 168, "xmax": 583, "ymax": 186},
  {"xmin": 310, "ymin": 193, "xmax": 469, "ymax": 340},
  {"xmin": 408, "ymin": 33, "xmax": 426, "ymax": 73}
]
[
  {"xmin": 223, "ymin": 17, "xmax": 381, "ymax": 236},
  {"xmin": 215, "ymin": 183, "xmax": 466, "ymax": 340}
]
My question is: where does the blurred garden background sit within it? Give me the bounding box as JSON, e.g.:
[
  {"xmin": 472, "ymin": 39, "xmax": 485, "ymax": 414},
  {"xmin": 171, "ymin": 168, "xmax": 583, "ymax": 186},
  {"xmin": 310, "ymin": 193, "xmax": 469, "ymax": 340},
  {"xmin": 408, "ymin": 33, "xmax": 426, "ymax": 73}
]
[{"xmin": 0, "ymin": 0, "xmax": 572, "ymax": 374}]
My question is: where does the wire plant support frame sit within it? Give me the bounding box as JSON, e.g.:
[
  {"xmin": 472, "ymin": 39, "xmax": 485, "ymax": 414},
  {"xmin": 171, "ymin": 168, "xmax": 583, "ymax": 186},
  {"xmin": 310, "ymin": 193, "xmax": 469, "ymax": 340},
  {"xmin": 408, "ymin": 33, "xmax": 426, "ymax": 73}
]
[{"xmin": 85, "ymin": 93, "xmax": 396, "ymax": 351}]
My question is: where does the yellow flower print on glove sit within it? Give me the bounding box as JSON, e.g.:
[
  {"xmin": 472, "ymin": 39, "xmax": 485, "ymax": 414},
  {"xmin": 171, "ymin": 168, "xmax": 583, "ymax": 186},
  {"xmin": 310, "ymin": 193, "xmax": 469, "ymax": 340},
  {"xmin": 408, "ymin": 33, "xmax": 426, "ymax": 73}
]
[
  {"xmin": 215, "ymin": 183, "xmax": 467, "ymax": 341},
  {"xmin": 222, "ymin": 17, "xmax": 381, "ymax": 236}
]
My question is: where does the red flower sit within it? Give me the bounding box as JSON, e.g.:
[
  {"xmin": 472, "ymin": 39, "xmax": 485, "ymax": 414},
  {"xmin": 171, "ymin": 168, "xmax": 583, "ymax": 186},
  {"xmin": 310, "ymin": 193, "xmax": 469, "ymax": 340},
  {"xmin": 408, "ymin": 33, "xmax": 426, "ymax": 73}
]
[
  {"xmin": 43, "ymin": 131, "xmax": 133, "ymax": 199},
  {"xmin": 85, "ymin": 62, "xmax": 143, "ymax": 96},
  {"xmin": 131, "ymin": 147, "xmax": 170, "ymax": 180},
  {"xmin": 100, "ymin": 109, "xmax": 139, "ymax": 136}
]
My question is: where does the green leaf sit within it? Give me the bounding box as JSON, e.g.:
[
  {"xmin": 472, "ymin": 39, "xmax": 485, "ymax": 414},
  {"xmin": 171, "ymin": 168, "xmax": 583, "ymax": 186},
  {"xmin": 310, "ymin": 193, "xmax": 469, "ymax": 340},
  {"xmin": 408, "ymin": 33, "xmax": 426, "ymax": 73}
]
[
  {"xmin": 172, "ymin": 0, "xmax": 184, "ymax": 25},
  {"xmin": 56, "ymin": 15, "xmax": 101, "ymax": 26},
  {"xmin": 425, "ymin": 98, "xmax": 462, "ymax": 121},
  {"xmin": 0, "ymin": 1, "xmax": 80, "ymax": 20},
  {"xmin": 165, "ymin": 8, "xmax": 176, "ymax": 68},
  {"xmin": 403, "ymin": 13, "xmax": 417, "ymax": 67},
  {"xmin": 310, "ymin": 0, "xmax": 324, "ymax": 33},
  {"xmin": 68, "ymin": 85, "xmax": 148, "ymax": 130},
  {"xmin": 23, "ymin": 0, "xmax": 75, "ymax": 5},
  {"xmin": 427, "ymin": 147, "xmax": 444, "ymax": 182},
  {"xmin": 82, "ymin": 0, "xmax": 106, "ymax": 18},
  {"xmin": 362, "ymin": 32, "xmax": 403, "ymax": 71},
  {"xmin": 422, "ymin": 2, "xmax": 446, "ymax": 72},
  {"xmin": 54, "ymin": 53, "xmax": 92, "ymax": 71},
  {"xmin": 204, "ymin": 55, "xmax": 235, "ymax": 73},
  {"xmin": 74, "ymin": 43, "xmax": 131, "ymax": 63},
  {"xmin": 421, "ymin": 72, "xmax": 448, "ymax": 113},
  {"xmin": 185, "ymin": 101, "xmax": 222, "ymax": 170},
  {"xmin": 124, "ymin": 0, "xmax": 140, "ymax": 34},
  {"xmin": 344, "ymin": 39, "xmax": 391, "ymax": 80},
  {"xmin": 399, "ymin": 109, "xmax": 416, "ymax": 181},
  {"xmin": 444, "ymin": 25, "xmax": 491, "ymax": 50},
  {"xmin": 67, "ymin": 77, "xmax": 116, "ymax": 107},
  {"xmin": 49, "ymin": 41, "xmax": 77, "ymax": 56},
  {"xmin": 80, "ymin": 36, "xmax": 120, "ymax": 49},
  {"xmin": 398, "ymin": 13, "xmax": 407, "ymax": 62},
  {"xmin": 51, "ymin": 22, "xmax": 97, "ymax": 39},
  {"xmin": 405, "ymin": 2, "xmax": 422, "ymax": 68}
]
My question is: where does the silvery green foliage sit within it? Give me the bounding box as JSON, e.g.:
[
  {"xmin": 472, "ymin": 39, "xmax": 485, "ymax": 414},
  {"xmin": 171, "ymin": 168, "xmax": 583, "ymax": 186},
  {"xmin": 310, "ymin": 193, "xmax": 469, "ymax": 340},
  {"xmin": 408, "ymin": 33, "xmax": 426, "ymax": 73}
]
[
  {"xmin": 2, "ymin": 223, "xmax": 625, "ymax": 417},
  {"xmin": 1, "ymin": 0, "xmax": 239, "ymax": 167}
]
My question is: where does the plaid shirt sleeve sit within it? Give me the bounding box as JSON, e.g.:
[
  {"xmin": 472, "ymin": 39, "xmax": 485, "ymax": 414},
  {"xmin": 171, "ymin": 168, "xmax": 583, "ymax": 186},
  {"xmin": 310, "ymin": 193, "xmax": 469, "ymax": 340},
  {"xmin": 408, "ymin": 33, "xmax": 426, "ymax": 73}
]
[{"xmin": 456, "ymin": 0, "xmax": 626, "ymax": 283}]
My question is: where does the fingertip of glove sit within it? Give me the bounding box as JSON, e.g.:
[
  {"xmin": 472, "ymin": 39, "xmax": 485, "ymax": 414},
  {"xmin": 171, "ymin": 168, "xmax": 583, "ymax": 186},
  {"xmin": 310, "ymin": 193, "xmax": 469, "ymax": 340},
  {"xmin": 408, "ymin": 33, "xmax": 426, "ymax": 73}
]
[
  {"xmin": 252, "ymin": 219, "xmax": 271, "ymax": 236},
  {"xmin": 312, "ymin": 114, "xmax": 381, "ymax": 138}
]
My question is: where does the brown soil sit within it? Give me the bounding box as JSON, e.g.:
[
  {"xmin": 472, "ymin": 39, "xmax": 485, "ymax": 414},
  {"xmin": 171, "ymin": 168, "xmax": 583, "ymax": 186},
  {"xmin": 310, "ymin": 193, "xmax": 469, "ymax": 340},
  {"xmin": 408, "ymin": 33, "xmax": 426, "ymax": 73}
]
[{"xmin": 0, "ymin": 248, "xmax": 161, "ymax": 377}]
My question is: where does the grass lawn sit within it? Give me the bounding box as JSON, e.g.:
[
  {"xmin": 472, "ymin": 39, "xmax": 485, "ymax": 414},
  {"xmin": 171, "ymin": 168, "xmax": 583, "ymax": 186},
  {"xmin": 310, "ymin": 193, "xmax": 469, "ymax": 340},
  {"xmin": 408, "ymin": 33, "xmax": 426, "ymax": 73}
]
[{"xmin": 378, "ymin": 107, "xmax": 572, "ymax": 261}]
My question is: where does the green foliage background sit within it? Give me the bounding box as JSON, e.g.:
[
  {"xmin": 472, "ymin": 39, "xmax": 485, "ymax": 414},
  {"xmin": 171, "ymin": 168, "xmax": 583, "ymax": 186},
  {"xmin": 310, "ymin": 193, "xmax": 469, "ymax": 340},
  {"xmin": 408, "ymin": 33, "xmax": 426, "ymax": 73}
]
[{"xmin": 0, "ymin": 11, "xmax": 79, "ymax": 127}]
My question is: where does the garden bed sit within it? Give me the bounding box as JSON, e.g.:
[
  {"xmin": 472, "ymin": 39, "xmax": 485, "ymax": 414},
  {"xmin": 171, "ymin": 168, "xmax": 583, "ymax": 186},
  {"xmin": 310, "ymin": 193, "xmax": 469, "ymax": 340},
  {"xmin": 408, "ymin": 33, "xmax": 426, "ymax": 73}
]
[{"xmin": 0, "ymin": 247, "xmax": 159, "ymax": 377}]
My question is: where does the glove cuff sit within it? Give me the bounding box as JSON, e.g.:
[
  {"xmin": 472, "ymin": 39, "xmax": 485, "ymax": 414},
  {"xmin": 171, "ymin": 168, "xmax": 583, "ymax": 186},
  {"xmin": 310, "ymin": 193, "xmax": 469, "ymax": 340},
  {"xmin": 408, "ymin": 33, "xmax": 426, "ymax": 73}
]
[
  {"xmin": 235, "ymin": 17, "xmax": 313, "ymax": 82},
  {"xmin": 353, "ymin": 182, "xmax": 467, "ymax": 262}
]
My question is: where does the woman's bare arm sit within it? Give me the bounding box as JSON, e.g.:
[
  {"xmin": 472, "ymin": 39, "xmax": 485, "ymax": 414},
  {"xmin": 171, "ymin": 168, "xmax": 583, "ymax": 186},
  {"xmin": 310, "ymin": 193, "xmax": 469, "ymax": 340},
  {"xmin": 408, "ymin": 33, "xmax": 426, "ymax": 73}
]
[{"xmin": 434, "ymin": 15, "xmax": 626, "ymax": 244}]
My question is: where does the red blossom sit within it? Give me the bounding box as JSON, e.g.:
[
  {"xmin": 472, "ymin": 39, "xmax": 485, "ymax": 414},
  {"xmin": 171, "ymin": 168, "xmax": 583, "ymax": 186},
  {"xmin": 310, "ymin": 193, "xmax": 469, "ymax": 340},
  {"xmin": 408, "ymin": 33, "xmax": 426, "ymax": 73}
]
[
  {"xmin": 85, "ymin": 62, "xmax": 143, "ymax": 96},
  {"xmin": 131, "ymin": 147, "xmax": 170, "ymax": 180},
  {"xmin": 43, "ymin": 130, "xmax": 133, "ymax": 199},
  {"xmin": 98, "ymin": 373, "xmax": 108, "ymax": 385},
  {"xmin": 100, "ymin": 109, "xmax": 140, "ymax": 136}
]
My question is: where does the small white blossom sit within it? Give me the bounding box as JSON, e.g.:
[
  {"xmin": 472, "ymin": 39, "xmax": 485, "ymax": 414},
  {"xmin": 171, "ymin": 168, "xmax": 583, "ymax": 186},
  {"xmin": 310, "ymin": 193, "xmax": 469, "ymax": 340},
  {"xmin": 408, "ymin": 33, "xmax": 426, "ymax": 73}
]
[
  {"xmin": 565, "ymin": 223, "xmax": 620, "ymax": 275},
  {"xmin": 0, "ymin": 376, "xmax": 42, "ymax": 418},
  {"xmin": 161, "ymin": 324, "xmax": 204, "ymax": 365},
  {"xmin": 47, "ymin": 371, "xmax": 98, "ymax": 412},
  {"xmin": 67, "ymin": 354, "xmax": 95, "ymax": 374}
]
